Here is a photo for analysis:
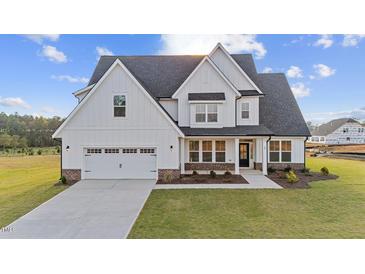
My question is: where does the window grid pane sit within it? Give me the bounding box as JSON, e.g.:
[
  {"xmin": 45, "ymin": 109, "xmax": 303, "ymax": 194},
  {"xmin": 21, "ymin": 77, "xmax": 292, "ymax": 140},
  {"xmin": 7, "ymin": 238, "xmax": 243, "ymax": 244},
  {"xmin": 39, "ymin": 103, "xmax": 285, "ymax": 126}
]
[{"xmin": 202, "ymin": 141, "xmax": 212, "ymax": 162}]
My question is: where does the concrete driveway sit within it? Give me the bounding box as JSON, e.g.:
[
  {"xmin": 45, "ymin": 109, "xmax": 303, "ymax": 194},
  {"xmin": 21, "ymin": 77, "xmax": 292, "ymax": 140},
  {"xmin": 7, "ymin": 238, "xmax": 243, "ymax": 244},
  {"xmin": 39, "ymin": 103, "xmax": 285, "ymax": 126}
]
[{"xmin": 0, "ymin": 179, "xmax": 155, "ymax": 239}]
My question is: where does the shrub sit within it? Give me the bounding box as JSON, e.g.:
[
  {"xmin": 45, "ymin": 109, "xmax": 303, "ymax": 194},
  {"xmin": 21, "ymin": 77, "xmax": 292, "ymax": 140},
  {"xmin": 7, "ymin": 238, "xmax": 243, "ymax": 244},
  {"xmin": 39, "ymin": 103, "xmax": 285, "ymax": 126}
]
[
  {"xmin": 286, "ymin": 170, "xmax": 298, "ymax": 184},
  {"xmin": 162, "ymin": 171, "xmax": 174, "ymax": 183},
  {"xmin": 56, "ymin": 146, "xmax": 61, "ymax": 154},
  {"xmin": 320, "ymin": 166, "xmax": 329, "ymax": 176},
  {"xmin": 192, "ymin": 170, "xmax": 198, "ymax": 176},
  {"xmin": 37, "ymin": 149, "xmax": 42, "ymax": 155},
  {"xmin": 301, "ymin": 167, "xmax": 310, "ymax": 174},
  {"xmin": 268, "ymin": 167, "xmax": 276, "ymax": 174},
  {"xmin": 59, "ymin": 176, "xmax": 67, "ymax": 184},
  {"xmin": 28, "ymin": 148, "xmax": 34, "ymax": 155},
  {"xmin": 224, "ymin": 170, "xmax": 232, "ymax": 176},
  {"xmin": 284, "ymin": 165, "xmax": 292, "ymax": 172},
  {"xmin": 210, "ymin": 170, "xmax": 217, "ymax": 178}
]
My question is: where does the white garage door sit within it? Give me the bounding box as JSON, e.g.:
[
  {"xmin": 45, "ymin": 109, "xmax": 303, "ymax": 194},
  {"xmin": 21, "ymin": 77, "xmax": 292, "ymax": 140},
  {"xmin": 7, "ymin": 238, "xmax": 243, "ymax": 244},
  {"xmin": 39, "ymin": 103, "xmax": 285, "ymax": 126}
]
[{"xmin": 83, "ymin": 147, "xmax": 157, "ymax": 179}]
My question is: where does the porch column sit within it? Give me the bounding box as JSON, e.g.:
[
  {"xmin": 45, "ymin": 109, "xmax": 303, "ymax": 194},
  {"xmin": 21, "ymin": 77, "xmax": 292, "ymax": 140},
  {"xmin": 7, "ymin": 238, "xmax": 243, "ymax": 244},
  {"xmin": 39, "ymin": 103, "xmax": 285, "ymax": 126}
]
[
  {"xmin": 180, "ymin": 138, "xmax": 185, "ymax": 174},
  {"xmin": 234, "ymin": 138, "xmax": 239, "ymax": 175},
  {"xmin": 262, "ymin": 138, "xmax": 268, "ymax": 175}
]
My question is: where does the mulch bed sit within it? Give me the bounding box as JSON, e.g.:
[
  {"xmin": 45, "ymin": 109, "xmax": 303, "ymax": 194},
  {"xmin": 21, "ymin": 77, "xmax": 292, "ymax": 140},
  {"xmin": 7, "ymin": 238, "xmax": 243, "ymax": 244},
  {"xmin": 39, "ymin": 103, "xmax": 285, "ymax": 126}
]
[
  {"xmin": 157, "ymin": 174, "xmax": 248, "ymax": 184},
  {"xmin": 268, "ymin": 171, "xmax": 338, "ymax": 189}
]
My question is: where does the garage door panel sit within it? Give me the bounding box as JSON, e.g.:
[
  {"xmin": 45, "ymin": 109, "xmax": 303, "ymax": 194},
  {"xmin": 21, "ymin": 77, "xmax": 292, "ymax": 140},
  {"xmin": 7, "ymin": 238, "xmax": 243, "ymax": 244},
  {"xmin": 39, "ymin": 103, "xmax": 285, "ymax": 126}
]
[{"xmin": 84, "ymin": 148, "xmax": 157, "ymax": 179}]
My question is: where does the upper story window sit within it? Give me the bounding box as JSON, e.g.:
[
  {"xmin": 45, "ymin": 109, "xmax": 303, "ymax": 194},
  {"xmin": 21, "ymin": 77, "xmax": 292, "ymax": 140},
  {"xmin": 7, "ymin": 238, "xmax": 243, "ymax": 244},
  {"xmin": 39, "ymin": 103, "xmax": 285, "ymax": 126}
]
[
  {"xmin": 195, "ymin": 104, "xmax": 218, "ymax": 123},
  {"xmin": 241, "ymin": 102, "xmax": 250, "ymax": 119},
  {"xmin": 114, "ymin": 95, "xmax": 126, "ymax": 117},
  {"xmin": 343, "ymin": 128, "xmax": 349, "ymax": 133}
]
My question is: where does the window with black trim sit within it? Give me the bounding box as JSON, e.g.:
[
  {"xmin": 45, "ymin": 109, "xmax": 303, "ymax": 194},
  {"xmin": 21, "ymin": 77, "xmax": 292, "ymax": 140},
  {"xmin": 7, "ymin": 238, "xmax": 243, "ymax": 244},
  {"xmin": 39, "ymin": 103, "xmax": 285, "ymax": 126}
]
[{"xmin": 114, "ymin": 95, "xmax": 126, "ymax": 117}]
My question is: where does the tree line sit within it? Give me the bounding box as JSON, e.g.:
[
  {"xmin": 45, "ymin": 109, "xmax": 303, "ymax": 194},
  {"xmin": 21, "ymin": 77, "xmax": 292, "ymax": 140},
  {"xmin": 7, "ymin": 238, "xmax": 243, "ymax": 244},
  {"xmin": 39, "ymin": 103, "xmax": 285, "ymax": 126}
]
[{"xmin": 0, "ymin": 112, "xmax": 64, "ymax": 149}]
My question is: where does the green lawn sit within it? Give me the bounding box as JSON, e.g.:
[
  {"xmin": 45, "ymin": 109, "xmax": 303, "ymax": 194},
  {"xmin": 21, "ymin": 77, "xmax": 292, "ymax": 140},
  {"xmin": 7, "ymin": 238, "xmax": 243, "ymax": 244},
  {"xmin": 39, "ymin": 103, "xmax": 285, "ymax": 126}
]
[
  {"xmin": 129, "ymin": 157, "xmax": 365, "ymax": 238},
  {"xmin": 0, "ymin": 155, "xmax": 67, "ymax": 228}
]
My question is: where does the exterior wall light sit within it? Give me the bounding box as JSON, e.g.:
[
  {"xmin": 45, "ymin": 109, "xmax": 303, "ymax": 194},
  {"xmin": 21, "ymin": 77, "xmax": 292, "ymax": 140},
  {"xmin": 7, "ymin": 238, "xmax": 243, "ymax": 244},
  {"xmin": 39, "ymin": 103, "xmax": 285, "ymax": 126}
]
[{"xmin": 66, "ymin": 145, "xmax": 70, "ymax": 151}]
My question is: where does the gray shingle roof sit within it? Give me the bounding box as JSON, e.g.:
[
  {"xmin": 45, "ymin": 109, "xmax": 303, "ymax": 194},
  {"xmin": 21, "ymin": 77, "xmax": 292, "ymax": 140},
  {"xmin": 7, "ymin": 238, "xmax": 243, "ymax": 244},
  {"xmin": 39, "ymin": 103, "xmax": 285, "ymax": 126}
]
[
  {"xmin": 180, "ymin": 125, "xmax": 273, "ymax": 136},
  {"xmin": 188, "ymin": 92, "xmax": 225, "ymax": 101},
  {"xmin": 239, "ymin": 90, "xmax": 263, "ymax": 96},
  {"xmin": 311, "ymin": 118, "xmax": 359, "ymax": 136},
  {"xmin": 258, "ymin": 73, "xmax": 310, "ymax": 136},
  {"xmin": 87, "ymin": 54, "xmax": 310, "ymax": 137}
]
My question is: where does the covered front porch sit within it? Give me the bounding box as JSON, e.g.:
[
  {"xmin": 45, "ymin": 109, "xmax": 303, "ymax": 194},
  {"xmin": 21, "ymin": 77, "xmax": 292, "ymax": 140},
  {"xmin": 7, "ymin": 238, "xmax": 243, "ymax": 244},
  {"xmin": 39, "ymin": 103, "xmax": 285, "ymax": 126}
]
[{"xmin": 180, "ymin": 136, "xmax": 270, "ymax": 176}]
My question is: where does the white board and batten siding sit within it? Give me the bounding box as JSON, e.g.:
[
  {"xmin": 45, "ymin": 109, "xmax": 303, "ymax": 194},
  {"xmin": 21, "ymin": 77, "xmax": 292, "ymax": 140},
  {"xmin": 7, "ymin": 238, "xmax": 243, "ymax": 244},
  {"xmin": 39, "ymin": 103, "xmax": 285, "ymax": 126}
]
[
  {"xmin": 58, "ymin": 64, "xmax": 181, "ymax": 179},
  {"xmin": 236, "ymin": 97, "xmax": 259, "ymax": 125},
  {"xmin": 255, "ymin": 137, "xmax": 305, "ymax": 164},
  {"xmin": 176, "ymin": 60, "xmax": 237, "ymax": 128},
  {"xmin": 159, "ymin": 99, "xmax": 178, "ymax": 121}
]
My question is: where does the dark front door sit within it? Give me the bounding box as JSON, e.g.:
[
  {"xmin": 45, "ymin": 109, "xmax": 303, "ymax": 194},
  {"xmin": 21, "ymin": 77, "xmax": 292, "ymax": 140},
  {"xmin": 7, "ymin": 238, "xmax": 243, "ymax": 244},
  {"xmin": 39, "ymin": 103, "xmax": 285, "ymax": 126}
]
[{"xmin": 239, "ymin": 143, "xmax": 250, "ymax": 167}]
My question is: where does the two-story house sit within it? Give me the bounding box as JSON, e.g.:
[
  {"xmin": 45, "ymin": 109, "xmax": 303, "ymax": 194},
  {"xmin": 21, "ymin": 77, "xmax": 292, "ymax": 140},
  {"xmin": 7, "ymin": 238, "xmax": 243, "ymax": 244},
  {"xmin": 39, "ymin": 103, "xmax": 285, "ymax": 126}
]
[
  {"xmin": 52, "ymin": 43, "xmax": 310, "ymax": 182},
  {"xmin": 309, "ymin": 118, "xmax": 365, "ymax": 144}
]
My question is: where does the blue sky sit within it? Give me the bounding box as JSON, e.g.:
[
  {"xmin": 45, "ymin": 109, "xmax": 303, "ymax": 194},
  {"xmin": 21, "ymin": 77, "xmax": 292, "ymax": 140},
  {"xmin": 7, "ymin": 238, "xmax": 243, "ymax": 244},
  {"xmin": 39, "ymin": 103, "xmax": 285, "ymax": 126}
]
[{"xmin": 0, "ymin": 34, "xmax": 364, "ymax": 124}]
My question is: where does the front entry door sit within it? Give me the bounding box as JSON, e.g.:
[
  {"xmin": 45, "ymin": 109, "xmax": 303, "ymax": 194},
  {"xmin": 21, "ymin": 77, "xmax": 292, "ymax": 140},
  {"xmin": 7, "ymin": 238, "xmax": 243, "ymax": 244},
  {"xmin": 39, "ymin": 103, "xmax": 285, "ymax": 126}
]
[{"xmin": 239, "ymin": 143, "xmax": 250, "ymax": 167}]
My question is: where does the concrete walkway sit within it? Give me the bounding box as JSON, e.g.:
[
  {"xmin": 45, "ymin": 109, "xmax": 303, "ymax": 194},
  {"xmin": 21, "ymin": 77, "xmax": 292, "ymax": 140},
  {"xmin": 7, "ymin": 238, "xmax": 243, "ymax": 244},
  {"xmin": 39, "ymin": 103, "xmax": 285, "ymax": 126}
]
[
  {"xmin": 0, "ymin": 179, "xmax": 155, "ymax": 239},
  {"xmin": 155, "ymin": 172, "xmax": 281, "ymax": 189}
]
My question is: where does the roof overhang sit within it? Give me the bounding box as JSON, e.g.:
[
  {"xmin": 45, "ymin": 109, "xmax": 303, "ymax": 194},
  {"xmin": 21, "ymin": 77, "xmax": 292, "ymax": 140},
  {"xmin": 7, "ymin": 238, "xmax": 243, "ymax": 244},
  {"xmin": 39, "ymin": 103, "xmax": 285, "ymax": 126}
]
[{"xmin": 72, "ymin": 84, "xmax": 95, "ymax": 97}]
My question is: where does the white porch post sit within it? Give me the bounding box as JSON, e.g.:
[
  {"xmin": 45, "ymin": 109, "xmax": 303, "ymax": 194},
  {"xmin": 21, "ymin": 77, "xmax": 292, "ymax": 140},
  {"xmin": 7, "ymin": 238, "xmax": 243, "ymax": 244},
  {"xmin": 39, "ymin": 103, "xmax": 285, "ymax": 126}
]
[
  {"xmin": 262, "ymin": 138, "xmax": 268, "ymax": 175},
  {"xmin": 180, "ymin": 138, "xmax": 185, "ymax": 174},
  {"xmin": 234, "ymin": 138, "xmax": 240, "ymax": 175}
]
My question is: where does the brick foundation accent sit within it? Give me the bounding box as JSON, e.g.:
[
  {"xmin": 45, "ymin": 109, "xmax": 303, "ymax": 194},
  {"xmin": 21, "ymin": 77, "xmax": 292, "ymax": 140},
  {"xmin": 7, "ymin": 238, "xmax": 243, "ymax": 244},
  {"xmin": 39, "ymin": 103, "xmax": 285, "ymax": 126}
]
[
  {"xmin": 185, "ymin": 163, "xmax": 235, "ymax": 171},
  {"xmin": 254, "ymin": 163, "xmax": 304, "ymax": 171},
  {"xmin": 158, "ymin": 169, "xmax": 181, "ymax": 180},
  {"xmin": 62, "ymin": 169, "xmax": 81, "ymax": 183}
]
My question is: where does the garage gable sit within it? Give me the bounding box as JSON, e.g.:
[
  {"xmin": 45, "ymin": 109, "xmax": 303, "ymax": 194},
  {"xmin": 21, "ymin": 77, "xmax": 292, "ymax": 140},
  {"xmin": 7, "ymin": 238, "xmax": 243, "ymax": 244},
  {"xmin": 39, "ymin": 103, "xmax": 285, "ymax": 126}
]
[{"xmin": 53, "ymin": 59, "xmax": 183, "ymax": 137}]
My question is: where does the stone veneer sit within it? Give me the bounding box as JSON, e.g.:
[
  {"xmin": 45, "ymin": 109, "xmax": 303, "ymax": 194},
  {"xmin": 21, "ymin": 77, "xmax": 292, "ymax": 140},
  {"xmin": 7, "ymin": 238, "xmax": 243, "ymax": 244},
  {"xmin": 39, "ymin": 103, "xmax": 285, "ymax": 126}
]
[
  {"xmin": 62, "ymin": 169, "xmax": 81, "ymax": 183},
  {"xmin": 254, "ymin": 162, "xmax": 305, "ymax": 171},
  {"xmin": 185, "ymin": 163, "xmax": 235, "ymax": 171},
  {"xmin": 158, "ymin": 169, "xmax": 181, "ymax": 180}
]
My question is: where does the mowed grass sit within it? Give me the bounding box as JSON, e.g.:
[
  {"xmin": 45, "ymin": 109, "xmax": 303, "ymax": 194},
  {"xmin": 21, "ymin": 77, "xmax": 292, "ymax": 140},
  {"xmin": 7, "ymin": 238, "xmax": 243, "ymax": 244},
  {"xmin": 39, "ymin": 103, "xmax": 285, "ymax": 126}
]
[
  {"xmin": 129, "ymin": 157, "xmax": 365, "ymax": 238},
  {"xmin": 0, "ymin": 155, "xmax": 67, "ymax": 228}
]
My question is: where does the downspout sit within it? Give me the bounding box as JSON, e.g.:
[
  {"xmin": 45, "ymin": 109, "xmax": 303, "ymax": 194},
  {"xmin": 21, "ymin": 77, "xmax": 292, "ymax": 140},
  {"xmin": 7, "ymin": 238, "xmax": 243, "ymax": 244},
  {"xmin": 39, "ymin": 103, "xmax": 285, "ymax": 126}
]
[
  {"xmin": 54, "ymin": 138, "xmax": 62, "ymax": 179},
  {"xmin": 266, "ymin": 136, "xmax": 272, "ymax": 172},
  {"xmin": 304, "ymin": 136, "xmax": 308, "ymax": 169}
]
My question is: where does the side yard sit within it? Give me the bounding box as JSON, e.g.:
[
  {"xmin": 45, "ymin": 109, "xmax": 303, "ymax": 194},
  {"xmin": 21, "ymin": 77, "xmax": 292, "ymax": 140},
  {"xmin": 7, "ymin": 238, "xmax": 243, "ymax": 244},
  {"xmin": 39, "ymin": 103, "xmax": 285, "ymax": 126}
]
[
  {"xmin": 0, "ymin": 155, "xmax": 67, "ymax": 228},
  {"xmin": 129, "ymin": 157, "xmax": 365, "ymax": 238}
]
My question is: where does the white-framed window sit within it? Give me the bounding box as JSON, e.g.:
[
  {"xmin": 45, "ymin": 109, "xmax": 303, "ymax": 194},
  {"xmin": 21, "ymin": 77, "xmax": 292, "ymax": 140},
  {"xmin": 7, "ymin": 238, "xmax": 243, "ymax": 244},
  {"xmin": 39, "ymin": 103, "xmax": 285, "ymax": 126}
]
[
  {"xmin": 189, "ymin": 141, "xmax": 199, "ymax": 162},
  {"xmin": 269, "ymin": 141, "xmax": 280, "ymax": 162},
  {"xmin": 202, "ymin": 141, "xmax": 212, "ymax": 162},
  {"xmin": 195, "ymin": 104, "xmax": 218, "ymax": 123},
  {"xmin": 281, "ymin": 141, "xmax": 292, "ymax": 162},
  {"xmin": 241, "ymin": 102, "xmax": 250, "ymax": 119},
  {"xmin": 215, "ymin": 141, "xmax": 225, "ymax": 162},
  {"xmin": 269, "ymin": 140, "xmax": 292, "ymax": 163},
  {"xmin": 105, "ymin": 148, "xmax": 119, "ymax": 153},
  {"xmin": 140, "ymin": 148, "xmax": 155, "ymax": 154},
  {"xmin": 87, "ymin": 148, "xmax": 102, "ymax": 154},
  {"xmin": 122, "ymin": 148, "xmax": 137, "ymax": 153},
  {"xmin": 113, "ymin": 95, "xmax": 126, "ymax": 117}
]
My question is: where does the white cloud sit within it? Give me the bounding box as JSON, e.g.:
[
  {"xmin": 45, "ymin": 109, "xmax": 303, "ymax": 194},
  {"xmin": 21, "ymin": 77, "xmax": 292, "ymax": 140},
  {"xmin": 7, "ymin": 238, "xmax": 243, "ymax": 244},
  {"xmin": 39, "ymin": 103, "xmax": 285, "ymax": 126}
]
[
  {"xmin": 342, "ymin": 34, "xmax": 365, "ymax": 47},
  {"xmin": 262, "ymin": 67, "xmax": 273, "ymax": 73},
  {"xmin": 305, "ymin": 107, "xmax": 365, "ymax": 124},
  {"xmin": 24, "ymin": 34, "xmax": 60, "ymax": 44},
  {"xmin": 309, "ymin": 75, "xmax": 315, "ymax": 80},
  {"xmin": 286, "ymin": 66, "xmax": 303, "ymax": 78},
  {"xmin": 313, "ymin": 64, "xmax": 336, "ymax": 78},
  {"xmin": 290, "ymin": 83, "xmax": 310, "ymax": 98},
  {"xmin": 313, "ymin": 35, "xmax": 333, "ymax": 49},
  {"xmin": 96, "ymin": 46, "xmax": 114, "ymax": 57},
  {"xmin": 0, "ymin": 97, "xmax": 31, "ymax": 109},
  {"xmin": 159, "ymin": 34, "xmax": 267, "ymax": 59},
  {"xmin": 51, "ymin": 75, "xmax": 89, "ymax": 84},
  {"xmin": 41, "ymin": 106, "xmax": 57, "ymax": 114},
  {"xmin": 41, "ymin": 45, "xmax": 67, "ymax": 63}
]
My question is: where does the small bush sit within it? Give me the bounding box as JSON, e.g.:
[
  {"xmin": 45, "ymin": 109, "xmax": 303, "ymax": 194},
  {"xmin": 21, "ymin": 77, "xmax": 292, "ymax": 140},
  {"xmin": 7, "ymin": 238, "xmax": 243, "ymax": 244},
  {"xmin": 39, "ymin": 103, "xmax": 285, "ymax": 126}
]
[
  {"xmin": 320, "ymin": 166, "xmax": 329, "ymax": 176},
  {"xmin": 284, "ymin": 165, "xmax": 292, "ymax": 172},
  {"xmin": 28, "ymin": 148, "xmax": 34, "ymax": 155},
  {"xmin": 192, "ymin": 170, "xmax": 198, "ymax": 176},
  {"xmin": 56, "ymin": 146, "xmax": 61, "ymax": 154},
  {"xmin": 210, "ymin": 170, "xmax": 217, "ymax": 178},
  {"xmin": 286, "ymin": 170, "xmax": 298, "ymax": 184},
  {"xmin": 59, "ymin": 176, "xmax": 67, "ymax": 184},
  {"xmin": 224, "ymin": 170, "xmax": 232, "ymax": 176},
  {"xmin": 37, "ymin": 149, "xmax": 42, "ymax": 155},
  {"xmin": 301, "ymin": 167, "xmax": 310, "ymax": 174},
  {"xmin": 162, "ymin": 171, "xmax": 174, "ymax": 183},
  {"xmin": 268, "ymin": 167, "xmax": 276, "ymax": 174}
]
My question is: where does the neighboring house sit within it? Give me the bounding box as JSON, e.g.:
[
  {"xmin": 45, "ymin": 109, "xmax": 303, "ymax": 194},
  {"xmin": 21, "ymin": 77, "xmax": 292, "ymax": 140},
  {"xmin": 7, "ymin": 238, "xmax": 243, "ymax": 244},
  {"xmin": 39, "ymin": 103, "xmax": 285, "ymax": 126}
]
[
  {"xmin": 309, "ymin": 118, "xmax": 365, "ymax": 145},
  {"xmin": 52, "ymin": 43, "xmax": 310, "ymax": 182}
]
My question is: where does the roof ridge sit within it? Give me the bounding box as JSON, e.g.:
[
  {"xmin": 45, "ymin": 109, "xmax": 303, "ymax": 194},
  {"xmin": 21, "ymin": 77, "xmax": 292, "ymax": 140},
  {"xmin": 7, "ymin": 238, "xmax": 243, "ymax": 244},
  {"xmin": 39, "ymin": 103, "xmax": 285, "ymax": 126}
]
[{"xmin": 100, "ymin": 54, "xmax": 206, "ymax": 58}]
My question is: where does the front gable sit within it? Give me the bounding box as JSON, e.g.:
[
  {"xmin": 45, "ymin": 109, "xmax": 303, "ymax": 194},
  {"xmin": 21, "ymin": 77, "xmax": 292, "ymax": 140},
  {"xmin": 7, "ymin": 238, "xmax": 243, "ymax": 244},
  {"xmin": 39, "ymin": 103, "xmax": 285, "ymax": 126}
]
[{"xmin": 53, "ymin": 60, "xmax": 183, "ymax": 138}]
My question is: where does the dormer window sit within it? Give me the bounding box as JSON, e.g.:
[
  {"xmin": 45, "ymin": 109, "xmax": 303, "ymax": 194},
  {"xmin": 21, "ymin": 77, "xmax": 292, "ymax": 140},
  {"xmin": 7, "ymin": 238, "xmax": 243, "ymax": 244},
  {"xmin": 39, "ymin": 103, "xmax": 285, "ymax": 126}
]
[
  {"xmin": 195, "ymin": 104, "xmax": 218, "ymax": 123},
  {"xmin": 241, "ymin": 102, "xmax": 250, "ymax": 119},
  {"xmin": 114, "ymin": 95, "xmax": 126, "ymax": 117}
]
